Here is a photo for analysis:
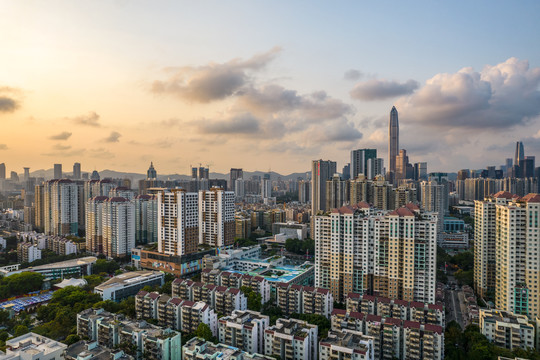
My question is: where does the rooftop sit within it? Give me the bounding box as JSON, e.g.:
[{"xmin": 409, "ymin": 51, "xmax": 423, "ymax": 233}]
[
  {"xmin": 95, "ymin": 271, "xmax": 163, "ymax": 290},
  {"xmin": 29, "ymin": 256, "xmax": 97, "ymax": 271},
  {"xmin": 4, "ymin": 333, "xmax": 67, "ymax": 357}
]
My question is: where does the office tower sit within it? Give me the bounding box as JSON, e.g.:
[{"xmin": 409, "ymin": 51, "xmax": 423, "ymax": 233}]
[
  {"xmin": 23, "ymin": 167, "xmax": 30, "ymax": 181},
  {"xmin": 54, "ymin": 164, "xmax": 62, "ymax": 179},
  {"xmin": 521, "ymin": 156, "xmax": 535, "ymax": 178},
  {"xmin": 158, "ymin": 189, "xmax": 199, "ymax": 256},
  {"xmin": 229, "ymin": 168, "xmax": 243, "ymax": 191},
  {"xmin": 325, "ymin": 174, "xmax": 346, "ymax": 210},
  {"xmin": 0, "ymin": 163, "xmax": 5, "ymax": 179},
  {"xmin": 199, "ymin": 187, "xmax": 235, "ymax": 248},
  {"xmin": 102, "ymin": 197, "xmax": 135, "ymax": 258},
  {"xmin": 457, "ymin": 169, "xmax": 469, "ymax": 181},
  {"xmin": 10, "ymin": 171, "xmax": 18, "ymax": 182},
  {"xmin": 147, "ymin": 162, "xmax": 157, "ymax": 180},
  {"xmin": 314, "ymin": 204, "xmax": 436, "ymax": 303},
  {"xmin": 43, "ymin": 179, "xmax": 78, "ymax": 235},
  {"xmin": 506, "ymin": 158, "xmax": 513, "ymax": 176},
  {"xmin": 191, "ymin": 167, "xmax": 198, "ymax": 179},
  {"xmin": 350, "ymin": 149, "xmax": 377, "ymax": 179},
  {"xmin": 389, "ymin": 106, "xmax": 399, "ymax": 176},
  {"xmin": 515, "ymin": 141, "xmax": 525, "ymax": 166},
  {"xmin": 414, "ymin": 162, "xmax": 428, "ymax": 181},
  {"xmin": 261, "ymin": 174, "xmax": 272, "ymax": 199},
  {"xmin": 86, "ymin": 196, "xmax": 108, "ymax": 253},
  {"xmin": 73, "ymin": 163, "xmax": 81, "ymax": 179},
  {"xmin": 342, "ymin": 164, "xmax": 350, "ymax": 181},
  {"xmin": 298, "ymin": 180, "xmax": 311, "ymax": 204},
  {"xmin": 311, "ymin": 160, "xmax": 337, "ymax": 215},
  {"xmin": 90, "ymin": 170, "xmax": 100, "ymax": 181},
  {"xmin": 134, "ymin": 194, "xmax": 158, "ymax": 245}
]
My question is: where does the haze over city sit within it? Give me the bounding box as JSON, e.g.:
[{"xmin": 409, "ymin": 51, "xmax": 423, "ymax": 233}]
[{"xmin": 1, "ymin": 1, "xmax": 540, "ymax": 175}]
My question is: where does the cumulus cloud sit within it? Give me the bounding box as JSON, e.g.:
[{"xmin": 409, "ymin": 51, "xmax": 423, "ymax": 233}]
[
  {"xmin": 396, "ymin": 57, "xmax": 540, "ymax": 129},
  {"xmin": 0, "ymin": 144, "xmax": 7, "ymax": 150},
  {"xmin": 71, "ymin": 111, "xmax": 101, "ymax": 127},
  {"xmin": 151, "ymin": 47, "xmax": 281, "ymax": 103},
  {"xmin": 196, "ymin": 114, "xmax": 261, "ymax": 135},
  {"xmin": 308, "ymin": 118, "xmax": 363, "ymax": 142},
  {"xmin": 344, "ymin": 69, "xmax": 362, "ymax": 81},
  {"xmin": 49, "ymin": 131, "xmax": 72, "ymax": 140},
  {"xmin": 237, "ymin": 85, "xmax": 353, "ymax": 122},
  {"xmin": 350, "ymin": 79, "xmax": 419, "ymax": 100},
  {"xmin": 103, "ymin": 131, "xmax": 122, "ymax": 143},
  {"xmin": 0, "ymin": 86, "xmax": 21, "ymax": 113}
]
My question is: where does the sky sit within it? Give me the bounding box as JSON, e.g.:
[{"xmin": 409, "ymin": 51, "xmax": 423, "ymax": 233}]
[{"xmin": 1, "ymin": 1, "xmax": 540, "ymax": 176}]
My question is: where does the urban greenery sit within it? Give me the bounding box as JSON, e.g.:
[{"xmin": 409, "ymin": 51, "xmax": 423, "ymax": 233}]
[
  {"xmin": 240, "ymin": 286, "xmax": 262, "ymax": 312},
  {"xmin": 20, "ymin": 250, "xmax": 89, "ymax": 269},
  {"xmin": 290, "ymin": 313, "xmax": 331, "ymax": 338},
  {"xmin": 285, "ymin": 238, "xmax": 315, "ymax": 255},
  {"xmin": 0, "ymin": 272, "xmax": 44, "ymax": 299}
]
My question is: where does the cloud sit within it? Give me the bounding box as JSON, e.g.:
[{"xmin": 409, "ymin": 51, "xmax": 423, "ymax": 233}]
[
  {"xmin": 151, "ymin": 47, "xmax": 281, "ymax": 103},
  {"xmin": 308, "ymin": 118, "xmax": 363, "ymax": 142},
  {"xmin": 196, "ymin": 114, "xmax": 261, "ymax": 135},
  {"xmin": 41, "ymin": 148, "xmax": 85, "ymax": 157},
  {"xmin": 0, "ymin": 86, "xmax": 21, "ymax": 113},
  {"xmin": 344, "ymin": 69, "xmax": 362, "ymax": 81},
  {"xmin": 0, "ymin": 144, "xmax": 7, "ymax": 150},
  {"xmin": 53, "ymin": 144, "xmax": 71, "ymax": 151},
  {"xmin": 49, "ymin": 131, "xmax": 72, "ymax": 140},
  {"xmin": 89, "ymin": 148, "xmax": 114, "ymax": 159},
  {"xmin": 71, "ymin": 111, "xmax": 101, "ymax": 127},
  {"xmin": 395, "ymin": 57, "xmax": 540, "ymax": 129},
  {"xmin": 237, "ymin": 85, "xmax": 353, "ymax": 122},
  {"xmin": 350, "ymin": 79, "xmax": 419, "ymax": 100},
  {"xmin": 103, "ymin": 131, "xmax": 121, "ymax": 143}
]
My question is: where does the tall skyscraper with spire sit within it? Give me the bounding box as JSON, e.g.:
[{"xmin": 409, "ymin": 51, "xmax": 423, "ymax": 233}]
[{"xmin": 388, "ymin": 106, "xmax": 399, "ymax": 177}]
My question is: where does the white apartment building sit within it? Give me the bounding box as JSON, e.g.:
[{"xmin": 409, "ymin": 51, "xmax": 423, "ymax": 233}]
[
  {"xmin": 158, "ymin": 189, "xmax": 199, "ymax": 256},
  {"xmin": 264, "ymin": 318, "xmax": 318, "ymax": 360},
  {"xmin": 314, "ymin": 204, "xmax": 437, "ymax": 303},
  {"xmin": 43, "ymin": 179, "xmax": 79, "ymax": 236},
  {"xmin": 319, "ymin": 329, "xmax": 374, "ymax": 360},
  {"xmin": 479, "ymin": 309, "xmax": 535, "ymax": 350},
  {"xmin": 199, "ymin": 187, "xmax": 235, "ymax": 248},
  {"xmin": 218, "ymin": 310, "xmax": 270, "ymax": 354},
  {"xmin": 102, "ymin": 197, "xmax": 135, "ymax": 258},
  {"xmin": 3, "ymin": 333, "xmax": 67, "ymax": 360},
  {"xmin": 86, "ymin": 196, "xmax": 108, "ymax": 254}
]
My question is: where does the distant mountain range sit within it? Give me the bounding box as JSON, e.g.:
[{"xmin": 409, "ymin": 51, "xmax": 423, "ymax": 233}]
[{"xmin": 28, "ymin": 169, "xmax": 311, "ymax": 182}]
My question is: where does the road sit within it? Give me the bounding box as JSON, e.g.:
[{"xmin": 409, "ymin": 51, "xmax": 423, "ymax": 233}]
[{"xmin": 445, "ymin": 275, "xmax": 465, "ymax": 328}]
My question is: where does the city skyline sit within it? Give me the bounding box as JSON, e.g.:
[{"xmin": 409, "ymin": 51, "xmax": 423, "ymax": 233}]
[{"xmin": 1, "ymin": 2, "xmax": 540, "ymax": 174}]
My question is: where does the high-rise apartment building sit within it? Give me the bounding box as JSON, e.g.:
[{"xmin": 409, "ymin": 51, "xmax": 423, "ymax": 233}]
[
  {"xmin": 261, "ymin": 174, "xmax": 272, "ymax": 200},
  {"xmin": 314, "ymin": 204, "xmax": 437, "ymax": 303},
  {"xmin": 102, "ymin": 197, "xmax": 135, "ymax": 258},
  {"xmin": 199, "ymin": 187, "xmax": 235, "ymax": 248},
  {"xmin": 44, "ymin": 179, "xmax": 79, "ymax": 235},
  {"xmin": 229, "ymin": 168, "xmax": 243, "ymax": 191},
  {"xmin": 158, "ymin": 189, "xmax": 199, "ymax": 256},
  {"xmin": 86, "ymin": 196, "xmax": 108, "ymax": 253},
  {"xmin": 134, "ymin": 194, "xmax": 158, "ymax": 245},
  {"xmin": 474, "ymin": 192, "xmax": 540, "ymax": 319},
  {"xmin": 311, "ymin": 160, "xmax": 337, "ymax": 215},
  {"xmin": 264, "ymin": 318, "xmax": 318, "ymax": 360},
  {"xmin": 53, "ymin": 164, "xmax": 62, "ymax": 179},
  {"xmin": 388, "ymin": 106, "xmax": 399, "ymax": 178},
  {"xmin": 73, "ymin": 163, "xmax": 81, "ymax": 179},
  {"xmin": 325, "ymin": 174, "xmax": 347, "ymax": 211}
]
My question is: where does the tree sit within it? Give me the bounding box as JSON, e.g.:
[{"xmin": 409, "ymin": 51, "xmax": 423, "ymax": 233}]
[
  {"xmin": 240, "ymin": 286, "xmax": 262, "ymax": 312},
  {"xmin": 93, "ymin": 259, "xmax": 120, "ymax": 274},
  {"xmin": 195, "ymin": 323, "xmax": 216, "ymax": 342},
  {"xmin": 65, "ymin": 334, "xmax": 80, "ymax": 345},
  {"xmin": 13, "ymin": 325, "xmax": 29, "ymax": 337},
  {"xmin": 291, "ymin": 313, "xmax": 330, "ymax": 338},
  {"xmin": 261, "ymin": 302, "xmax": 283, "ymax": 325}
]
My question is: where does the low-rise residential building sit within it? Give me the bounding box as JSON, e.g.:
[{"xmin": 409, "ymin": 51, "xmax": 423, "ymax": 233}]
[
  {"xmin": 218, "ymin": 310, "xmax": 270, "ymax": 354},
  {"xmin": 479, "ymin": 309, "xmax": 535, "ymax": 350},
  {"xmin": 2, "ymin": 333, "xmax": 67, "ymax": 360},
  {"xmin": 275, "ymin": 283, "xmax": 334, "ymax": 318},
  {"xmin": 171, "ymin": 279, "xmax": 247, "ymax": 314},
  {"xmin": 201, "ymin": 269, "xmax": 271, "ymax": 303},
  {"xmin": 65, "ymin": 340, "xmax": 134, "ymax": 360},
  {"xmin": 135, "ymin": 291, "xmax": 160, "ymax": 320},
  {"xmin": 345, "ymin": 293, "xmax": 444, "ymax": 327},
  {"xmin": 331, "ymin": 310, "xmax": 444, "ymax": 360},
  {"xmin": 182, "ymin": 338, "xmax": 274, "ymax": 360},
  {"xmin": 180, "ymin": 300, "xmax": 218, "ymax": 336},
  {"xmin": 94, "ymin": 271, "xmax": 164, "ymax": 301},
  {"xmin": 319, "ymin": 329, "xmax": 374, "ymax": 360},
  {"xmin": 141, "ymin": 328, "xmax": 181, "ymax": 360},
  {"xmin": 16, "ymin": 242, "xmax": 41, "ymax": 263},
  {"xmin": 264, "ymin": 318, "xmax": 318, "ymax": 360}
]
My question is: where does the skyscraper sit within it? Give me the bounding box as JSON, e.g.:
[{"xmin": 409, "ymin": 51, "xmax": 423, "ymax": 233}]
[
  {"xmin": 229, "ymin": 168, "xmax": 243, "ymax": 191},
  {"xmin": 73, "ymin": 163, "xmax": 81, "ymax": 179},
  {"xmin": 350, "ymin": 149, "xmax": 377, "ymax": 179},
  {"xmin": 388, "ymin": 106, "xmax": 399, "ymax": 177},
  {"xmin": 515, "ymin": 141, "xmax": 525, "ymax": 166},
  {"xmin": 102, "ymin": 197, "xmax": 135, "ymax": 258},
  {"xmin": 147, "ymin": 162, "xmax": 157, "ymax": 180},
  {"xmin": 54, "ymin": 164, "xmax": 62, "ymax": 179},
  {"xmin": 23, "ymin": 167, "xmax": 30, "ymax": 181},
  {"xmin": 0, "ymin": 163, "xmax": 5, "ymax": 179},
  {"xmin": 311, "ymin": 160, "xmax": 337, "ymax": 215}
]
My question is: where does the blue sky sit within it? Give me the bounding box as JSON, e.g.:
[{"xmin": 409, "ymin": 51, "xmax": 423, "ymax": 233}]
[{"xmin": 1, "ymin": 1, "xmax": 540, "ymax": 174}]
